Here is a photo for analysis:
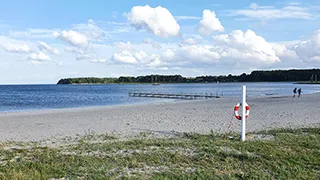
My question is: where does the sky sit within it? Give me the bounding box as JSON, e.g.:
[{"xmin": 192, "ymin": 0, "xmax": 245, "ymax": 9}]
[{"xmin": 0, "ymin": 0, "xmax": 320, "ymax": 84}]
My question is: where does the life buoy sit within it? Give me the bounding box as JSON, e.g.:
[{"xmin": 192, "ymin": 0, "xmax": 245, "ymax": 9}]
[{"xmin": 234, "ymin": 103, "xmax": 250, "ymax": 120}]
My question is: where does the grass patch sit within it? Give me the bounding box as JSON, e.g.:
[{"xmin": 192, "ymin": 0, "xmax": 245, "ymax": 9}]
[{"xmin": 0, "ymin": 128, "xmax": 319, "ymax": 179}]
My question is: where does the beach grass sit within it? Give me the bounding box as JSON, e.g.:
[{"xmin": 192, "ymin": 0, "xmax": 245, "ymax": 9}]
[{"xmin": 0, "ymin": 128, "xmax": 319, "ymax": 179}]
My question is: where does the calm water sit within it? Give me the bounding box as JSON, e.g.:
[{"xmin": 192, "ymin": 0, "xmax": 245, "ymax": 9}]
[{"xmin": 0, "ymin": 82, "xmax": 319, "ymax": 112}]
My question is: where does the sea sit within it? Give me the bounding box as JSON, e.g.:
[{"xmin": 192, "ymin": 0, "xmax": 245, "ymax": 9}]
[{"xmin": 0, "ymin": 82, "xmax": 319, "ymax": 112}]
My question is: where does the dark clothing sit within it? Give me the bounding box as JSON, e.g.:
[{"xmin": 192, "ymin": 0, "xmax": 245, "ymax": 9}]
[
  {"xmin": 298, "ymin": 88, "xmax": 302, "ymax": 97},
  {"xmin": 293, "ymin": 88, "xmax": 297, "ymax": 97}
]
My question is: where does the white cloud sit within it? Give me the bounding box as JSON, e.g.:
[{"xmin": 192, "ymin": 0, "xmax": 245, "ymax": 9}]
[
  {"xmin": 10, "ymin": 28, "xmax": 57, "ymax": 39},
  {"xmin": 198, "ymin": 10, "xmax": 224, "ymax": 35},
  {"xmin": 97, "ymin": 21, "xmax": 132, "ymax": 34},
  {"xmin": 143, "ymin": 38, "xmax": 162, "ymax": 49},
  {"xmin": 105, "ymin": 30, "xmax": 284, "ymax": 71},
  {"xmin": 112, "ymin": 51, "xmax": 137, "ymax": 64},
  {"xmin": 271, "ymin": 43, "xmax": 297, "ymax": 58},
  {"xmin": 27, "ymin": 52, "xmax": 51, "ymax": 61},
  {"xmin": 76, "ymin": 54, "xmax": 93, "ymax": 60},
  {"xmin": 107, "ymin": 29, "xmax": 290, "ymax": 71},
  {"xmin": 249, "ymin": 3, "xmax": 259, "ymax": 10},
  {"xmin": 90, "ymin": 58, "xmax": 106, "ymax": 63},
  {"xmin": 182, "ymin": 38, "xmax": 198, "ymax": 45},
  {"xmin": 64, "ymin": 46, "xmax": 93, "ymax": 61},
  {"xmin": 311, "ymin": 56, "xmax": 320, "ymax": 61},
  {"xmin": 181, "ymin": 34, "xmax": 203, "ymax": 45},
  {"xmin": 53, "ymin": 30, "xmax": 88, "ymax": 48},
  {"xmin": 213, "ymin": 29, "xmax": 280, "ymax": 64},
  {"xmin": 111, "ymin": 49, "xmax": 167, "ymax": 68},
  {"xmin": 3, "ymin": 43, "xmax": 31, "ymax": 53},
  {"xmin": 110, "ymin": 45, "xmax": 221, "ymax": 69},
  {"xmin": 293, "ymin": 30, "xmax": 320, "ymax": 63},
  {"xmin": 230, "ymin": 3, "xmax": 313, "ymax": 20},
  {"xmin": 146, "ymin": 54, "xmax": 165, "ymax": 68},
  {"xmin": 72, "ymin": 19, "xmax": 106, "ymax": 41},
  {"xmin": 134, "ymin": 50, "xmax": 148, "ymax": 62},
  {"xmin": 175, "ymin": 16, "xmax": 201, "ymax": 20},
  {"xmin": 172, "ymin": 45, "xmax": 221, "ymax": 65},
  {"xmin": 126, "ymin": 5, "xmax": 180, "ymax": 37},
  {"xmin": 0, "ymin": 36, "xmax": 31, "ymax": 53},
  {"xmin": 114, "ymin": 41, "xmax": 131, "ymax": 50},
  {"xmin": 283, "ymin": 6, "xmax": 307, "ymax": 11},
  {"xmin": 38, "ymin": 41, "xmax": 60, "ymax": 54},
  {"xmin": 162, "ymin": 49, "xmax": 175, "ymax": 60},
  {"xmin": 248, "ymin": 3, "xmax": 274, "ymax": 10},
  {"xmin": 288, "ymin": 2, "xmax": 301, "ymax": 6},
  {"xmin": 64, "ymin": 47, "xmax": 84, "ymax": 54}
]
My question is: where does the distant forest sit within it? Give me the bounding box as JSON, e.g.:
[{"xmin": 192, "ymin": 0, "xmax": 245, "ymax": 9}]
[{"xmin": 57, "ymin": 69, "xmax": 320, "ymax": 84}]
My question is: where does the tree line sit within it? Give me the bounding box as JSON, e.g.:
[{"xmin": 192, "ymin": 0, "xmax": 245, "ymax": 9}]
[{"xmin": 57, "ymin": 69, "xmax": 320, "ymax": 84}]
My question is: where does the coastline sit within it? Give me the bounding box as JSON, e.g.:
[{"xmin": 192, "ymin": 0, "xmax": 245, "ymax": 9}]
[
  {"xmin": 0, "ymin": 93, "xmax": 319, "ymax": 142},
  {"xmin": 2, "ymin": 82, "xmax": 320, "ymax": 113}
]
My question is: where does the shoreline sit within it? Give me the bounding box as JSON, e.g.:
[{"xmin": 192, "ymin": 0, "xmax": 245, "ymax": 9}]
[
  {"xmin": 0, "ymin": 94, "xmax": 293, "ymax": 114},
  {"xmin": 0, "ymin": 91, "xmax": 318, "ymax": 114},
  {"xmin": 0, "ymin": 98, "xmax": 177, "ymax": 114},
  {"xmin": 0, "ymin": 93, "xmax": 319, "ymax": 142}
]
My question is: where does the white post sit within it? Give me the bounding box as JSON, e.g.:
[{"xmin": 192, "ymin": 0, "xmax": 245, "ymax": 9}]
[{"xmin": 241, "ymin": 85, "xmax": 246, "ymax": 141}]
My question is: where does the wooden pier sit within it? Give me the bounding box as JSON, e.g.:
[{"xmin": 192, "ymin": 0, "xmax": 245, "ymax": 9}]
[{"xmin": 128, "ymin": 92, "xmax": 220, "ymax": 99}]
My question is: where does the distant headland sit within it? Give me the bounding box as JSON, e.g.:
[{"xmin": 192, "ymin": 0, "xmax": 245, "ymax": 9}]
[{"xmin": 57, "ymin": 69, "xmax": 320, "ymax": 84}]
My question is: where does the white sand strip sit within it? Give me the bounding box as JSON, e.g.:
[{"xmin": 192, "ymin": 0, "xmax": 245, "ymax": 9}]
[{"xmin": 0, "ymin": 94, "xmax": 319, "ymax": 142}]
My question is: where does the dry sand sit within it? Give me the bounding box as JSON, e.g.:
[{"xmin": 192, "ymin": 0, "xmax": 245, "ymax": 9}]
[{"xmin": 0, "ymin": 93, "xmax": 319, "ymax": 142}]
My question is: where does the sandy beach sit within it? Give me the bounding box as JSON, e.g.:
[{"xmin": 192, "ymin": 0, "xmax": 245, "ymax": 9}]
[{"xmin": 0, "ymin": 93, "xmax": 319, "ymax": 142}]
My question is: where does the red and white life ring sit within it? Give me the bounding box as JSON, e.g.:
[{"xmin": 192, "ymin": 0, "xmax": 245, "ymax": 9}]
[{"xmin": 234, "ymin": 103, "xmax": 250, "ymax": 120}]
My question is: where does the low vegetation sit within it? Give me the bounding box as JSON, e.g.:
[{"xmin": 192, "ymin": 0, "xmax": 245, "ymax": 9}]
[
  {"xmin": 296, "ymin": 81, "xmax": 320, "ymax": 84},
  {"xmin": 0, "ymin": 128, "xmax": 319, "ymax": 179},
  {"xmin": 57, "ymin": 69, "xmax": 320, "ymax": 84},
  {"xmin": 57, "ymin": 77, "xmax": 118, "ymax": 84}
]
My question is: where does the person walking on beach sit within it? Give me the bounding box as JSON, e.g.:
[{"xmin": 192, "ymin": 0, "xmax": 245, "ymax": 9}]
[
  {"xmin": 293, "ymin": 87, "xmax": 297, "ymax": 97},
  {"xmin": 298, "ymin": 88, "xmax": 302, "ymax": 97}
]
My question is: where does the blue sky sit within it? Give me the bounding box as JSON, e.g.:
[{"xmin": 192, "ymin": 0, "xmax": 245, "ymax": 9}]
[{"xmin": 0, "ymin": 0, "xmax": 320, "ymax": 84}]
